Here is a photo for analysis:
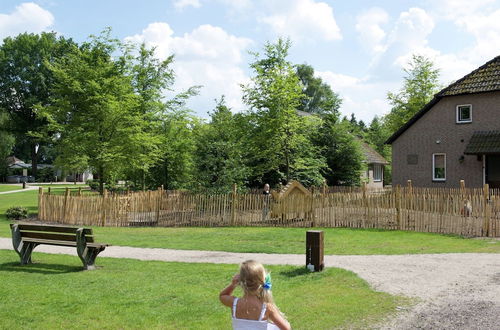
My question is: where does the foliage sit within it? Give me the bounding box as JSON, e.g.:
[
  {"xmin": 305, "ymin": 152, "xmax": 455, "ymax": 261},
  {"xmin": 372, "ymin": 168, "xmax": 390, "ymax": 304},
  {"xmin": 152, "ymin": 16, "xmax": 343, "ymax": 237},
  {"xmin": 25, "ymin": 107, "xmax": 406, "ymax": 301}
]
[
  {"xmin": 0, "ymin": 32, "xmax": 75, "ymax": 177},
  {"xmin": 44, "ymin": 30, "xmax": 161, "ymax": 193},
  {"xmin": 0, "ymin": 111, "xmax": 15, "ymax": 181},
  {"xmin": 195, "ymin": 96, "xmax": 249, "ymax": 192},
  {"xmin": 385, "ymin": 55, "xmax": 441, "ymax": 134},
  {"xmin": 313, "ymin": 115, "xmax": 364, "ymax": 186},
  {"xmin": 5, "ymin": 206, "xmax": 28, "ymax": 220},
  {"xmin": 35, "ymin": 167, "xmax": 56, "ymax": 183},
  {"xmin": 149, "ymin": 108, "xmax": 199, "ymax": 190},
  {"xmin": 242, "ymin": 38, "xmax": 325, "ymax": 186},
  {"xmin": 296, "ymin": 63, "xmax": 342, "ymax": 117}
]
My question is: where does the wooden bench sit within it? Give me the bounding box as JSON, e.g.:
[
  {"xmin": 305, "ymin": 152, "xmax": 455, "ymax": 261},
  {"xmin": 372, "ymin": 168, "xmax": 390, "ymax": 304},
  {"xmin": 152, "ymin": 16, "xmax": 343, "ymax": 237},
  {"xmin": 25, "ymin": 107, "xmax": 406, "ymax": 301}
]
[{"xmin": 10, "ymin": 223, "xmax": 110, "ymax": 270}]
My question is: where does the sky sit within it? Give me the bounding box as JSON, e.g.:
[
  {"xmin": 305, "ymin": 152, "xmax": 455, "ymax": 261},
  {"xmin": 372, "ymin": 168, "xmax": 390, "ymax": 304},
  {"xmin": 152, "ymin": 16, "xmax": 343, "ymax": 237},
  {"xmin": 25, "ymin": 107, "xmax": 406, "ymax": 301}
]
[{"xmin": 1, "ymin": 0, "xmax": 500, "ymax": 123}]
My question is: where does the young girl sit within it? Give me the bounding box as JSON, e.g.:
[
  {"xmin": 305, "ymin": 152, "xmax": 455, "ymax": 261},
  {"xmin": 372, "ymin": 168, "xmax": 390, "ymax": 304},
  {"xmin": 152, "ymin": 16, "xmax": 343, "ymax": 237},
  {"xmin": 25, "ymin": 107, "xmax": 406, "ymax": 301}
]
[{"xmin": 219, "ymin": 260, "xmax": 291, "ymax": 330}]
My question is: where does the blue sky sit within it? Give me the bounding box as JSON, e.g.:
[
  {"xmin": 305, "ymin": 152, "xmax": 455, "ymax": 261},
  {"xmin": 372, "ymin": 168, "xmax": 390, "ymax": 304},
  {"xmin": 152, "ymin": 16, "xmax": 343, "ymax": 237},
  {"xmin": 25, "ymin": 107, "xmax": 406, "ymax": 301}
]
[{"xmin": 1, "ymin": 0, "xmax": 500, "ymax": 123}]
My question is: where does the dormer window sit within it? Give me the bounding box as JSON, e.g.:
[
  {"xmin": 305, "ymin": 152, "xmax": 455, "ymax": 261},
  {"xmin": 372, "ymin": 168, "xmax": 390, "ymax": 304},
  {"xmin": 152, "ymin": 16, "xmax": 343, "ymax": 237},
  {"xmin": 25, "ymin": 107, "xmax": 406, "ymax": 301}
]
[{"xmin": 456, "ymin": 104, "xmax": 472, "ymax": 123}]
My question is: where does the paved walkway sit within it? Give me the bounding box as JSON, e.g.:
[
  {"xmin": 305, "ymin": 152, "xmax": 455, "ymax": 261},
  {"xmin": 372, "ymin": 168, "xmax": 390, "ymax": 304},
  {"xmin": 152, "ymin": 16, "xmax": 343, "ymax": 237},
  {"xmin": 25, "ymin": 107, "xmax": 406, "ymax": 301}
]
[{"xmin": 1, "ymin": 237, "xmax": 499, "ymax": 329}]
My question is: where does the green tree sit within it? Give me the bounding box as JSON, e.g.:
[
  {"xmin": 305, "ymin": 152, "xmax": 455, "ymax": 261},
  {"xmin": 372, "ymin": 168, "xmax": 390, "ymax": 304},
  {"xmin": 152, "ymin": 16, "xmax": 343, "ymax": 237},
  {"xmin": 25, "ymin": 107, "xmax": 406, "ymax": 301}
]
[
  {"xmin": 150, "ymin": 108, "xmax": 199, "ymax": 190},
  {"xmin": 385, "ymin": 55, "xmax": 440, "ymax": 133},
  {"xmin": 0, "ymin": 110, "xmax": 15, "ymax": 180},
  {"xmin": 195, "ymin": 97, "xmax": 249, "ymax": 192},
  {"xmin": 45, "ymin": 30, "xmax": 159, "ymax": 193},
  {"xmin": 314, "ymin": 115, "xmax": 364, "ymax": 186},
  {"xmin": 242, "ymin": 38, "xmax": 324, "ymax": 186},
  {"xmin": 296, "ymin": 64, "xmax": 342, "ymax": 117},
  {"xmin": 0, "ymin": 32, "xmax": 74, "ymax": 177},
  {"xmin": 127, "ymin": 44, "xmax": 175, "ymax": 189}
]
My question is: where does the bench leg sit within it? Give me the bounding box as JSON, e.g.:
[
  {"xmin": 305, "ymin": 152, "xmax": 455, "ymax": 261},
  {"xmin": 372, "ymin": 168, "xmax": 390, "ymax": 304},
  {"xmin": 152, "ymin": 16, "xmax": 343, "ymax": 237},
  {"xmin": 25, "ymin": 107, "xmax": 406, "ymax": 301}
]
[
  {"xmin": 12, "ymin": 224, "xmax": 38, "ymax": 265},
  {"xmin": 76, "ymin": 228, "xmax": 106, "ymax": 270},
  {"xmin": 81, "ymin": 246, "xmax": 106, "ymax": 270}
]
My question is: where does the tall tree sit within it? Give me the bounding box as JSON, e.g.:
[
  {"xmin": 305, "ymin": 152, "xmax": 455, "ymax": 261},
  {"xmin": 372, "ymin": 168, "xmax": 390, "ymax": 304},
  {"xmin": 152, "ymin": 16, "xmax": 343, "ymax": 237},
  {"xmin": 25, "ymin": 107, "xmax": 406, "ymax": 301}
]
[
  {"xmin": 385, "ymin": 55, "xmax": 440, "ymax": 133},
  {"xmin": 45, "ymin": 30, "xmax": 159, "ymax": 193},
  {"xmin": 242, "ymin": 38, "xmax": 324, "ymax": 186},
  {"xmin": 0, "ymin": 110, "xmax": 15, "ymax": 181},
  {"xmin": 194, "ymin": 96, "xmax": 249, "ymax": 192},
  {"xmin": 0, "ymin": 32, "xmax": 74, "ymax": 177},
  {"xmin": 127, "ymin": 44, "xmax": 175, "ymax": 189},
  {"xmin": 313, "ymin": 115, "xmax": 364, "ymax": 186},
  {"xmin": 296, "ymin": 64, "xmax": 342, "ymax": 117}
]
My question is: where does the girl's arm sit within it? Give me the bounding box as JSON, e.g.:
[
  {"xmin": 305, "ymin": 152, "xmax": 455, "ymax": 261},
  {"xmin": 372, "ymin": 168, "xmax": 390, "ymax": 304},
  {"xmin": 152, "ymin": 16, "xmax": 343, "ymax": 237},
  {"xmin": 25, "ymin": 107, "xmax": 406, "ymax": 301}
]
[
  {"xmin": 268, "ymin": 304, "xmax": 291, "ymax": 330},
  {"xmin": 219, "ymin": 274, "xmax": 240, "ymax": 307}
]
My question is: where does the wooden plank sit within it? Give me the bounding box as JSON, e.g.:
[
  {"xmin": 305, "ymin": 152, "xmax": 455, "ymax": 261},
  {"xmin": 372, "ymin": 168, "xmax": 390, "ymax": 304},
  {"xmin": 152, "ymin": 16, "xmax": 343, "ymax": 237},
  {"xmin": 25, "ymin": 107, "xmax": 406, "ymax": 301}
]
[
  {"xmin": 20, "ymin": 231, "xmax": 94, "ymax": 243},
  {"xmin": 10, "ymin": 224, "xmax": 93, "ymax": 235}
]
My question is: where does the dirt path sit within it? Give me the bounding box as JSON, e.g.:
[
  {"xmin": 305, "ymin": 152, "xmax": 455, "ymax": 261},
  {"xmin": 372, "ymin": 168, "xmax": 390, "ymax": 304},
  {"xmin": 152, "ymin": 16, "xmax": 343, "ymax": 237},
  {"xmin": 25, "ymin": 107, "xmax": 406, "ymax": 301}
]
[
  {"xmin": 0, "ymin": 237, "xmax": 499, "ymax": 329},
  {"xmin": 0, "ymin": 185, "xmax": 39, "ymax": 194}
]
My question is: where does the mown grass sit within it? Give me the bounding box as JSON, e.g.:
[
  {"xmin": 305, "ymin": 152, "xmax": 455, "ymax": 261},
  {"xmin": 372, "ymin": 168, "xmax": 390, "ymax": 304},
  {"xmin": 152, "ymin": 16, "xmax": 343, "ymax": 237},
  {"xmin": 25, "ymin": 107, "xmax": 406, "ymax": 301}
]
[
  {"xmin": 0, "ymin": 184, "xmax": 22, "ymax": 192},
  {"xmin": 1, "ymin": 189, "xmax": 499, "ymax": 255},
  {"xmin": 0, "ymin": 250, "xmax": 408, "ymax": 329}
]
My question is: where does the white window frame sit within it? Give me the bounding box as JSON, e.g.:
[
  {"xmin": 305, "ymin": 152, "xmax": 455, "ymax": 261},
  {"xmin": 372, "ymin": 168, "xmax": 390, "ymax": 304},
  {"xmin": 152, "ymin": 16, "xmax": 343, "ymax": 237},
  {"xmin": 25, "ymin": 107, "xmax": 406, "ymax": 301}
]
[
  {"xmin": 456, "ymin": 104, "xmax": 472, "ymax": 123},
  {"xmin": 373, "ymin": 164, "xmax": 383, "ymax": 182},
  {"xmin": 432, "ymin": 153, "xmax": 446, "ymax": 181}
]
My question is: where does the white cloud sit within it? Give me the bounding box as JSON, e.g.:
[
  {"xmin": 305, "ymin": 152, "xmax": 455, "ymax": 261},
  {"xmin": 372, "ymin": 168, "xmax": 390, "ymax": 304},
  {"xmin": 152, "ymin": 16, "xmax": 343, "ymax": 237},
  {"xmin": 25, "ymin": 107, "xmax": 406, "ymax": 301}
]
[
  {"xmin": 173, "ymin": 0, "xmax": 201, "ymax": 10},
  {"xmin": 387, "ymin": 8, "xmax": 435, "ymax": 52},
  {"xmin": 317, "ymin": 71, "xmax": 397, "ymax": 122},
  {"xmin": 260, "ymin": 0, "xmax": 342, "ymax": 42},
  {"xmin": 355, "ymin": 8, "xmax": 389, "ymax": 54},
  {"xmin": 125, "ymin": 23, "xmax": 253, "ymax": 114},
  {"xmin": 0, "ymin": 2, "xmax": 54, "ymax": 40}
]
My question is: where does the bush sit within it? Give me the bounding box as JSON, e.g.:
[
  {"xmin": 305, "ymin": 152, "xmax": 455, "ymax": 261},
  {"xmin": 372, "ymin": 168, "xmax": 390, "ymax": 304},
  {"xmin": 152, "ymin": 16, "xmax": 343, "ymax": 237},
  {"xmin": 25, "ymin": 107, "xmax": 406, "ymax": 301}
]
[{"xmin": 5, "ymin": 206, "xmax": 29, "ymax": 220}]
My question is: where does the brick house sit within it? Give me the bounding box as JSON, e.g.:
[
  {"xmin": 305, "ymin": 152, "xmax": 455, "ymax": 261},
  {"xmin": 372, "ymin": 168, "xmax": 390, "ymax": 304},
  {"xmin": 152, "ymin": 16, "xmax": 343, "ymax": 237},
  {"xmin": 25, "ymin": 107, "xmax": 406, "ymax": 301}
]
[{"xmin": 386, "ymin": 56, "xmax": 500, "ymax": 188}]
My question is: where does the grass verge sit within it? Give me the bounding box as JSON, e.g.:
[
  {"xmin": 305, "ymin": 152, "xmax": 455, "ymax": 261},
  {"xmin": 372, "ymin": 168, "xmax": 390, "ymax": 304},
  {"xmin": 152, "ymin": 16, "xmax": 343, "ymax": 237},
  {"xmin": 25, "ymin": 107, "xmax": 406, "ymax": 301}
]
[
  {"xmin": 0, "ymin": 184, "xmax": 23, "ymax": 192},
  {"xmin": 0, "ymin": 250, "xmax": 408, "ymax": 329}
]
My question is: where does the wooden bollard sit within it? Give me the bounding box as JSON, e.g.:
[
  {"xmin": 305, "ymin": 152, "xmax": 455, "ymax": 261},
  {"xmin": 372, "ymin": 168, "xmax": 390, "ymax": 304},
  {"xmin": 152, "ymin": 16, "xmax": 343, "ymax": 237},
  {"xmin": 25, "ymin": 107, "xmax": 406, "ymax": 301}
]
[{"xmin": 306, "ymin": 230, "xmax": 324, "ymax": 272}]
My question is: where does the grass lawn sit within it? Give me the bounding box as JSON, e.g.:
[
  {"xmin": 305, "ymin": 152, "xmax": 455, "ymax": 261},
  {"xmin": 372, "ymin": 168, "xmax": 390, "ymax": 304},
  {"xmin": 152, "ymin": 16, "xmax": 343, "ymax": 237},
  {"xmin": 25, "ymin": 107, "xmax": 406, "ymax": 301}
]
[
  {"xmin": 1, "ymin": 189, "xmax": 500, "ymax": 255},
  {"xmin": 0, "ymin": 250, "xmax": 408, "ymax": 329},
  {"xmin": 0, "ymin": 184, "xmax": 22, "ymax": 192}
]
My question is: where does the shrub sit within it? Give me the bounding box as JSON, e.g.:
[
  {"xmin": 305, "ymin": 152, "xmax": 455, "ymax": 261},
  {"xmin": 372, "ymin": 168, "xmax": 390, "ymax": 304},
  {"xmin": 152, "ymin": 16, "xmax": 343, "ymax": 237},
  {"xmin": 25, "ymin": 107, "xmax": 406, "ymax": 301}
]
[{"xmin": 5, "ymin": 206, "xmax": 29, "ymax": 220}]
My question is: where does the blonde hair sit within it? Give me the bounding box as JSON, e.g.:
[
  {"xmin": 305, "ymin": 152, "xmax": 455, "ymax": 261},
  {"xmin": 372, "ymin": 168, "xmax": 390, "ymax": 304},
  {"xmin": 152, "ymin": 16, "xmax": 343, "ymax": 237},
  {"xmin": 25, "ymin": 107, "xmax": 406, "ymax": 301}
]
[{"xmin": 239, "ymin": 260, "xmax": 274, "ymax": 305}]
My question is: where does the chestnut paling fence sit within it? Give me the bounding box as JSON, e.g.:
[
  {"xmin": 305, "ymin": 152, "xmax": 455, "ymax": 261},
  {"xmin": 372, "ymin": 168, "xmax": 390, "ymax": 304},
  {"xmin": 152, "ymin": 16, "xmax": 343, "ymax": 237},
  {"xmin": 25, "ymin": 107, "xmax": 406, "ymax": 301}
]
[{"xmin": 37, "ymin": 184, "xmax": 500, "ymax": 237}]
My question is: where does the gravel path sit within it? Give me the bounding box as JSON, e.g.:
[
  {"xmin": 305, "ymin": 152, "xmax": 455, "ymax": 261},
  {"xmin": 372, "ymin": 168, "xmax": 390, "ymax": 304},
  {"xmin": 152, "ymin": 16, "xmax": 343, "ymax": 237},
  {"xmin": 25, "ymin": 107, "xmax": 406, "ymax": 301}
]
[{"xmin": 1, "ymin": 237, "xmax": 499, "ymax": 329}]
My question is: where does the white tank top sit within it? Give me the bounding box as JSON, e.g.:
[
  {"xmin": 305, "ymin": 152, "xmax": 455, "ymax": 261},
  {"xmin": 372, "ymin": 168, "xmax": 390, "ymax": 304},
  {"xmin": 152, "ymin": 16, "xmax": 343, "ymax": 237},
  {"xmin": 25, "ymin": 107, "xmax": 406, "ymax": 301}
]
[{"xmin": 231, "ymin": 298, "xmax": 280, "ymax": 330}]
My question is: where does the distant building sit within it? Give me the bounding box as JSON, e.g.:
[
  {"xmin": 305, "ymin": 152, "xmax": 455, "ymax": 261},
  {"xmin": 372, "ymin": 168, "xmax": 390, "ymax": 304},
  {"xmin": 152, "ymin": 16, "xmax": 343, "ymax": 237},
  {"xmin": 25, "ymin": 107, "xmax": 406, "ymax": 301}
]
[{"xmin": 359, "ymin": 141, "xmax": 388, "ymax": 189}]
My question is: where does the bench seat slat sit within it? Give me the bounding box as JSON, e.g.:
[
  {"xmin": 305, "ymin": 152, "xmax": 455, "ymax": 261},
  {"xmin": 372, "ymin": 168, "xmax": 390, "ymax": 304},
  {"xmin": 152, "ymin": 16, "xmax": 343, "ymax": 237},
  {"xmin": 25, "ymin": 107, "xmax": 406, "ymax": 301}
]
[
  {"xmin": 20, "ymin": 231, "xmax": 95, "ymax": 243},
  {"xmin": 10, "ymin": 224, "xmax": 93, "ymax": 235},
  {"xmin": 22, "ymin": 238, "xmax": 108, "ymax": 248}
]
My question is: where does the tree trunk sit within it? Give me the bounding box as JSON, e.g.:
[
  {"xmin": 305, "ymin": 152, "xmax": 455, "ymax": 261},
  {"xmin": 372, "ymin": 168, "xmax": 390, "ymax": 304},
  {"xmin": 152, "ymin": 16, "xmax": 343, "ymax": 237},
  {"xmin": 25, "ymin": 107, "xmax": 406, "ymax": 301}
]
[
  {"xmin": 30, "ymin": 143, "xmax": 38, "ymax": 179},
  {"xmin": 98, "ymin": 165, "xmax": 104, "ymax": 195}
]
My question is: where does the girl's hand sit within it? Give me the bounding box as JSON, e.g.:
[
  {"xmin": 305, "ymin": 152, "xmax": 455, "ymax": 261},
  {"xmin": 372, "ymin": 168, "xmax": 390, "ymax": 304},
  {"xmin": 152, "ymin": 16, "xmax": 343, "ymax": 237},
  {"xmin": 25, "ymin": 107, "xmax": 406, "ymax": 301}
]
[{"xmin": 231, "ymin": 274, "xmax": 240, "ymax": 286}]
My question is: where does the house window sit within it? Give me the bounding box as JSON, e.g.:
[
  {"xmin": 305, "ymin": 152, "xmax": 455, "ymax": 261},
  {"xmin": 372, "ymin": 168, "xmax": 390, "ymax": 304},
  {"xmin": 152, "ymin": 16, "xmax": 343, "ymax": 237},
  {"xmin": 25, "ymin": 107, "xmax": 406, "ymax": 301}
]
[
  {"xmin": 373, "ymin": 164, "xmax": 383, "ymax": 182},
  {"xmin": 433, "ymin": 153, "xmax": 446, "ymax": 181},
  {"xmin": 456, "ymin": 104, "xmax": 472, "ymax": 123}
]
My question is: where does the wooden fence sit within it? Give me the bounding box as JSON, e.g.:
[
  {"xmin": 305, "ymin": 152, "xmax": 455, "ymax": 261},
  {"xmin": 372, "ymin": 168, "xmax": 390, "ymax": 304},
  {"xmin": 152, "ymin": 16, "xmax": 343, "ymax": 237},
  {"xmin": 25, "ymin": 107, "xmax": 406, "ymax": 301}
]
[{"xmin": 37, "ymin": 184, "xmax": 500, "ymax": 237}]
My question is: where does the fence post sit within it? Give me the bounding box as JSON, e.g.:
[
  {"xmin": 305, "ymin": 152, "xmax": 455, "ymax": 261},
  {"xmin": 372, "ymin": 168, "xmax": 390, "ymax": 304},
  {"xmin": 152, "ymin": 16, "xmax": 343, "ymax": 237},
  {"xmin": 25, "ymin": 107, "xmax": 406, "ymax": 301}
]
[
  {"xmin": 231, "ymin": 183, "xmax": 237, "ymax": 226},
  {"xmin": 78, "ymin": 187, "xmax": 82, "ymax": 196},
  {"xmin": 395, "ymin": 185, "xmax": 402, "ymax": 228},
  {"xmin": 156, "ymin": 187, "xmax": 162, "ymax": 224},
  {"xmin": 101, "ymin": 189, "xmax": 108, "ymax": 226},
  {"xmin": 362, "ymin": 182, "xmax": 367, "ymax": 227},
  {"xmin": 47, "ymin": 187, "xmax": 51, "ymax": 195},
  {"xmin": 38, "ymin": 187, "xmax": 44, "ymax": 221},
  {"xmin": 483, "ymin": 184, "xmax": 490, "ymax": 236},
  {"xmin": 63, "ymin": 187, "xmax": 70, "ymax": 223}
]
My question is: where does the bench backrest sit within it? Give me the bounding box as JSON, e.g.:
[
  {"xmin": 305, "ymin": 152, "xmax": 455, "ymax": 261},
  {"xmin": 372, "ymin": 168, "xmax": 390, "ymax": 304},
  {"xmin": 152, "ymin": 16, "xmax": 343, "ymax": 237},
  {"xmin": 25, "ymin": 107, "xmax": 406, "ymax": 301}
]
[{"xmin": 10, "ymin": 224, "xmax": 94, "ymax": 243}]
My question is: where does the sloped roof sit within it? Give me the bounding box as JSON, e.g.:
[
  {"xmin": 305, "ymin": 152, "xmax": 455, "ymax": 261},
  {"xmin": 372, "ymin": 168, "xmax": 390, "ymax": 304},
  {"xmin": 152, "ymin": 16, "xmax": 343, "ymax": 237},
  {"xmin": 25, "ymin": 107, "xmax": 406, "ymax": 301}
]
[
  {"xmin": 464, "ymin": 130, "xmax": 500, "ymax": 155},
  {"xmin": 360, "ymin": 141, "xmax": 388, "ymax": 165},
  {"xmin": 386, "ymin": 55, "xmax": 500, "ymax": 144},
  {"xmin": 6, "ymin": 156, "xmax": 25, "ymax": 166}
]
